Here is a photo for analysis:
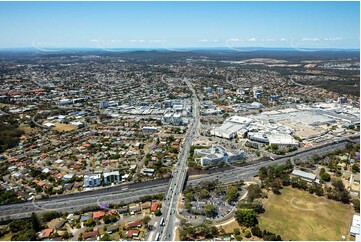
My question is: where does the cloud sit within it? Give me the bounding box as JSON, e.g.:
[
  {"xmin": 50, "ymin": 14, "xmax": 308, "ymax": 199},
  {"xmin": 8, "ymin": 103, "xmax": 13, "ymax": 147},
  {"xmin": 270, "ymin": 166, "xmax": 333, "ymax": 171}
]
[
  {"xmin": 199, "ymin": 39, "xmax": 219, "ymax": 42},
  {"xmin": 129, "ymin": 40, "xmax": 145, "ymax": 43},
  {"xmin": 302, "ymin": 38, "xmax": 320, "ymax": 42},
  {"xmin": 148, "ymin": 40, "xmax": 165, "ymax": 43},
  {"xmin": 90, "ymin": 39, "xmax": 100, "ymax": 42},
  {"xmin": 280, "ymin": 38, "xmax": 287, "ymax": 41},
  {"xmin": 228, "ymin": 38, "xmax": 242, "ymax": 42},
  {"xmin": 246, "ymin": 38, "xmax": 257, "ymax": 42},
  {"xmin": 324, "ymin": 37, "xmax": 342, "ymax": 41},
  {"xmin": 262, "ymin": 38, "xmax": 276, "ymax": 42},
  {"xmin": 110, "ymin": 40, "xmax": 123, "ymax": 43}
]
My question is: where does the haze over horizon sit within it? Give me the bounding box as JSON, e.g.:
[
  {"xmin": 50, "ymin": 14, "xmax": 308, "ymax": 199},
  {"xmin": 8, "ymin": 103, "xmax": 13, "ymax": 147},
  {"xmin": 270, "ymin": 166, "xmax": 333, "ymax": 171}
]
[{"xmin": 0, "ymin": 1, "xmax": 359, "ymax": 50}]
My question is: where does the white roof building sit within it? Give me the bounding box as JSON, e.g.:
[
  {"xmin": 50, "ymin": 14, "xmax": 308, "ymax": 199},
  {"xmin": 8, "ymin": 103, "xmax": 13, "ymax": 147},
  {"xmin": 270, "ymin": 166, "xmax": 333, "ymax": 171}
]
[
  {"xmin": 350, "ymin": 214, "xmax": 360, "ymax": 237},
  {"xmin": 291, "ymin": 170, "xmax": 316, "ymax": 182},
  {"xmin": 268, "ymin": 133, "xmax": 299, "ymax": 147},
  {"xmin": 83, "ymin": 174, "xmax": 101, "ymax": 187},
  {"xmin": 103, "ymin": 171, "xmax": 120, "ymax": 185}
]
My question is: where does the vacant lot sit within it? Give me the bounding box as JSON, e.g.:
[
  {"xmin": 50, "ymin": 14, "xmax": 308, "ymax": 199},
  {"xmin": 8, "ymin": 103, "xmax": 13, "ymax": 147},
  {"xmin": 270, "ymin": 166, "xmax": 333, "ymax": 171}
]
[{"xmin": 259, "ymin": 186, "xmax": 354, "ymax": 241}]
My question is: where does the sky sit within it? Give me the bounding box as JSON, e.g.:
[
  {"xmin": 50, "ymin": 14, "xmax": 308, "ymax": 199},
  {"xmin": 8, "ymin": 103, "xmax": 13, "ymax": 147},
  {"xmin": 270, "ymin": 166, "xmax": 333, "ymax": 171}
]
[{"xmin": 0, "ymin": 1, "xmax": 359, "ymax": 50}]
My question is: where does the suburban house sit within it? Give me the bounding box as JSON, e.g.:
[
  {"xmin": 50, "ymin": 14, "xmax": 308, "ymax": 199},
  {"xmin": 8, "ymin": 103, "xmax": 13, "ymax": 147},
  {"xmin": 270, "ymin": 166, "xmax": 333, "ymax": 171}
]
[
  {"xmin": 82, "ymin": 230, "xmax": 99, "ymax": 240},
  {"xmin": 141, "ymin": 201, "xmax": 151, "ymax": 210},
  {"xmin": 125, "ymin": 220, "xmax": 142, "ymax": 229},
  {"xmin": 126, "ymin": 230, "xmax": 140, "ymax": 238},
  {"xmin": 117, "ymin": 206, "xmax": 128, "ymax": 214},
  {"xmin": 38, "ymin": 228, "xmax": 53, "ymax": 239},
  {"xmin": 106, "ymin": 225, "xmax": 118, "ymax": 234},
  {"xmin": 129, "ymin": 203, "xmax": 141, "ymax": 214},
  {"xmin": 151, "ymin": 203, "xmax": 159, "ymax": 212},
  {"xmin": 93, "ymin": 211, "xmax": 105, "ymax": 220}
]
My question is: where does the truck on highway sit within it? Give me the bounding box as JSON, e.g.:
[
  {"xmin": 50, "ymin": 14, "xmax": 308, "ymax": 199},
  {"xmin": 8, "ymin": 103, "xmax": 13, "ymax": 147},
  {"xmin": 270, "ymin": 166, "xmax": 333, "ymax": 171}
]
[
  {"xmin": 155, "ymin": 233, "xmax": 160, "ymax": 241},
  {"xmin": 160, "ymin": 217, "xmax": 165, "ymax": 226}
]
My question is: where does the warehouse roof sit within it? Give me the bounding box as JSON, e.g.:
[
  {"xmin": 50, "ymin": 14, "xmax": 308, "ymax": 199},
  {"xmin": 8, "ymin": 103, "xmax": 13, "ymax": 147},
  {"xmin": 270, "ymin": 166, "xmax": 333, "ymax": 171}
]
[{"xmin": 291, "ymin": 170, "xmax": 316, "ymax": 181}]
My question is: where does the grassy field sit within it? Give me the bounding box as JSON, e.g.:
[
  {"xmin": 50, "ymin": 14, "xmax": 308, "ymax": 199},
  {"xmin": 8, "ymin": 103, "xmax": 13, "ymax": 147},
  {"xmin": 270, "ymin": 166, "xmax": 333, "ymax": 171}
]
[
  {"xmin": 0, "ymin": 233, "xmax": 12, "ymax": 241},
  {"xmin": 259, "ymin": 186, "xmax": 354, "ymax": 241},
  {"xmin": 18, "ymin": 124, "xmax": 36, "ymax": 134},
  {"xmin": 52, "ymin": 122, "xmax": 76, "ymax": 132}
]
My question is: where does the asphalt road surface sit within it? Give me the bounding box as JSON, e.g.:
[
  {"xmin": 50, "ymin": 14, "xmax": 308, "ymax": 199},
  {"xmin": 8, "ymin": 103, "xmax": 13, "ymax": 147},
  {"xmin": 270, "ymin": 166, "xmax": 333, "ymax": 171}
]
[{"xmin": 0, "ymin": 180, "xmax": 169, "ymax": 220}]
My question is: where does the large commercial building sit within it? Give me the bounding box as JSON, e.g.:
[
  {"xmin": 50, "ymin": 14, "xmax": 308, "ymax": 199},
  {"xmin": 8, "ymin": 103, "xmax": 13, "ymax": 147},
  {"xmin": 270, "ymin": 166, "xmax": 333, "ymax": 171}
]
[
  {"xmin": 267, "ymin": 133, "xmax": 299, "ymax": 147},
  {"xmin": 84, "ymin": 174, "xmax": 101, "ymax": 187},
  {"xmin": 103, "ymin": 171, "xmax": 120, "ymax": 185},
  {"xmin": 194, "ymin": 145, "xmax": 246, "ymax": 167},
  {"xmin": 210, "ymin": 116, "xmax": 252, "ymax": 139}
]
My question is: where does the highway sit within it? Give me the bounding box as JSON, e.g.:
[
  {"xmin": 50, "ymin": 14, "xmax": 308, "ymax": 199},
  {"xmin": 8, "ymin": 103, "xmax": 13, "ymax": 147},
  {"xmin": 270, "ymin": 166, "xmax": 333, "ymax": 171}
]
[
  {"xmin": 0, "ymin": 179, "xmax": 169, "ymax": 220},
  {"xmin": 0, "ymin": 135, "xmax": 357, "ymax": 223},
  {"xmin": 188, "ymin": 137, "xmax": 357, "ymax": 185},
  {"xmin": 155, "ymin": 78, "xmax": 200, "ymax": 241}
]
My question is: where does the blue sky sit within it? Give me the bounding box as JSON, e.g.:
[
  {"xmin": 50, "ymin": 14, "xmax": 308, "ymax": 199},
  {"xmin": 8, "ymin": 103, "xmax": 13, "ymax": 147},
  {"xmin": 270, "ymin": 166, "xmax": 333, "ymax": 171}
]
[{"xmin": 0, "ymin": 1, "xmax": 359, "ymax": 49}]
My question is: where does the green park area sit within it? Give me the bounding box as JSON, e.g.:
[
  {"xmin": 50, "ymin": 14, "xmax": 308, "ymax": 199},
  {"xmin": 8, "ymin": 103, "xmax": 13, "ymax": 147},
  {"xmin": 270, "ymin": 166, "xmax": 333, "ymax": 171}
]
[{"xmin": 259, "ymin": 186, "xmax": 354, "ymax": 241}]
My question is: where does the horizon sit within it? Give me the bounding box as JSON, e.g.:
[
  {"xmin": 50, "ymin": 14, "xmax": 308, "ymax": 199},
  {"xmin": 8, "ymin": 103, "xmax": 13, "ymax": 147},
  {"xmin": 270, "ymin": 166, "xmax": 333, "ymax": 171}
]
[{"xmin": 0, "ymin": 46, "xmax": 360, "ymax": 52}]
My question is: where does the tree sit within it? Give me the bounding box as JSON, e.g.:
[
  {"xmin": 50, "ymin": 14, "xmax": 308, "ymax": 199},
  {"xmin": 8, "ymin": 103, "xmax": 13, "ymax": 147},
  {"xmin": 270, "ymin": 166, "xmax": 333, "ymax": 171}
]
[
  {"xmin": 320, "ymin": 172, "xmax": 331, "ymax": 182},
  {"xmin": 35, "ymin": 186, "xmax": 42, "ymax": 193},
  {"xmin": 204, "ymin": 205, "xmax": 218, "ymax": 218},
  {"xmin": 8, "ymin": 220, "xmax": 31, "ymax": 233},
  {"xmin": 30, "ymin": 212, "xmax": 40, "ymax": 231},
  {"xmin": 83, "ymin": 218, "xmax": 96, "ymax": 227},
  {"xmin": 225, "ymin": 186, "xmax": 238, "ymax": 202},
  {"xmin": 234, "ymin": 209, "xmax": 258, "ymax": 227},
  {"xmin": 235, "ymin": 235, "xmax": 242, "ymax": 241},
  {"xmin": 263, "ymin": 230, "xmax": 282, "ymax": 241},
  {"xmin": 332, "ymin": 179, "xmax": 346, "ymax": 191},
  {"xmin": 210, "ymin": 226, "xmax": 219, "ymax": 236},
  {"xmin": 142, "ymin": 215, "xmax": 151, "ymax": 225},
  {"xmin": 40, "ymin": 211, "xmax": 61, "ymax": 222},
  {"xmin": 100, "ymin": 233, "xmax": 111, "ymax": 241},
  {"xmin": 238, "ymin": 201, "xmax": 265, "ymax": 214},
  {"xmin": 319, "ymin": 168, "xmax": 325, "ymax": 175},
  {"xmin": 244, "ymin": 230, "xmax": 252, "ymax": 238},
  {"xmin": 251, "ymin": 226, "xmax": 263, "ymax": 238},
  {"xmin": 352, "ymin": 199, "xmax": 360, "ymax": 213},
  {"xmin": 155, "ymin": 209, "xmax": 162, "ymax": 216},
  {"xmin": 198, "ymin": 189, "xmax": 210, "ymax": 199},
  {"xmin": 352, "ymin": 164, "xmax": 360, "ymax": 173},
  {"xmin": 233, "ymin": 228, "xmax": 240, "ymax": 235},
  {"xmin": 11, "ymin": 229, "xmax": 36, "ymax": 241},
  {"xmin": 247, "ymin": 184, "xmax": 262, "ymax": 202}
]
